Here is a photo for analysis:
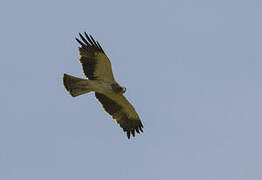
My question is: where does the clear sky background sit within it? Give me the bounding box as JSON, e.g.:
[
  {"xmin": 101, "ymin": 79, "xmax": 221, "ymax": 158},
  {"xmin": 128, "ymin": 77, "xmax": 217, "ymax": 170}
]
[{"xmin": 1, "ymin": 0, "xmax": 262, "ymax": 179}]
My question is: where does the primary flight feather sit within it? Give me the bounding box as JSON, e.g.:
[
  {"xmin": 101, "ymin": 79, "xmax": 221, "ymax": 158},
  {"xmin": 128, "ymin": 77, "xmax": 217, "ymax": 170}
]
[{"xmin": 63, "ymin": 32, "xmax": 143, "ymax": 139}]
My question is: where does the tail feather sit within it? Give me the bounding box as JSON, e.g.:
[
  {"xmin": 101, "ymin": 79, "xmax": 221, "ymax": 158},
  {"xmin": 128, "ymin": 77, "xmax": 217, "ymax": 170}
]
[{"xmin": 63, "ymin": 73, "xmax": 91, "ymax": 97}]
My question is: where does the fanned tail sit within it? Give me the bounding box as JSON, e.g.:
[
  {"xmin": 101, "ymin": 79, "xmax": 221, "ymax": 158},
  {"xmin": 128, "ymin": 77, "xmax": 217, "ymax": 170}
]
[{"xmin": 63, "ymin": 74, "xmax": 91, "ymax": 97}]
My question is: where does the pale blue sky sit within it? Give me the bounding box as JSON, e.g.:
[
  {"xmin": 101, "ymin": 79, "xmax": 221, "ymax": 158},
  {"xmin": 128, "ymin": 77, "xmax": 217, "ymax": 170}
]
[{"xmin": 1, "ymin": 0, "xmax": 262, "ymax": 179}]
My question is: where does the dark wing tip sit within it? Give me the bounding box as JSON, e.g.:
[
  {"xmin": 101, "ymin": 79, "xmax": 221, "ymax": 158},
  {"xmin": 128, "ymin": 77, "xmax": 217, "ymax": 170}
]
[
  {"xmin": 84, "ymin": 32, "xmax": 95, "ymax": 46},
  {"xmin": 90, "ymin": 35, "xmax": 98, "ymax": 47},
  {"xmin": 79, "ymin": 33, "xmax": 90, "ymax": 46},
  {"xmin": 75, "ymin": 38, "xmax": 86, "ymax": 47},
  {"xmin": 127, "ymin": 131, "xmax": 131, "ymax": 139},
  {"xmin": 131, "ymin": 129, "xmax": 135, "ymax": 137},
  {"xmin": 125, "ymin": 120, "xmax": 144, "ymax": 139},
  {"xmin": 96, "ymin": 41, "xmax": 104, "ymax": 52},
  {"xmin": 75, "ymin": 32, "xmax": 104, "ymax": 52},
  {"xmin": 135, "ymin": 127, "xmax": 140, "ymax": 134},
  {"xmin": 139, "ymin": 126, "xmax": 143, "ymax": 133}
]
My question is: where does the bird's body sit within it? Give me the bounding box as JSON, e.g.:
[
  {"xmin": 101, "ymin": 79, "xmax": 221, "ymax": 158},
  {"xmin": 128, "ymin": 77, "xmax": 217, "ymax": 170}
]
[
  {"xmin": 88, "ymin": 79, "xmax": 114, "ymax": 94},
  {"xmin": 63, "ymin": 33, "xmax": 143, "ymax": 139}
]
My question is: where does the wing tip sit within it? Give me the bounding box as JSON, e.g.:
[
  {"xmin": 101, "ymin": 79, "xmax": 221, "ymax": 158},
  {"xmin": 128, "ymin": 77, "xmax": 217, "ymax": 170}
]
[
  {"xmin": 76, "ymin": 32, "xmax": 104, "ymax": 52},
  {"xmin": 125, "ymin": 122, "xmax": 144, "ymax": 139},
  {"xmin": 127, "ymin": 131, "xmax": 131, "ymax": 139}
]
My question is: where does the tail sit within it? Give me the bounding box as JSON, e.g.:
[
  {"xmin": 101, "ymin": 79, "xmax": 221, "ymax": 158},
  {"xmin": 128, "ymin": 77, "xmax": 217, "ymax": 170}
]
[{"xmin": 63, "ymin": 73, "xmax": 91, "ymax": 97}]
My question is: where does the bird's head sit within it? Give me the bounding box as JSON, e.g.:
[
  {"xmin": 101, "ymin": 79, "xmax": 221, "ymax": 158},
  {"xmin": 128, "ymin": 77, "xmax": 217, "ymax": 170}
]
[{"xmin": 111, "ymin": 83, "xmax": 126, "ymax": 94}]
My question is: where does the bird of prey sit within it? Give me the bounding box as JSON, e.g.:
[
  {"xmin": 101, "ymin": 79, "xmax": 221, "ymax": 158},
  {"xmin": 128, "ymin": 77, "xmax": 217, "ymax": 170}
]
[{"xmin": 63, "ymin": 32, "xmax": 143, "ymax": 139}]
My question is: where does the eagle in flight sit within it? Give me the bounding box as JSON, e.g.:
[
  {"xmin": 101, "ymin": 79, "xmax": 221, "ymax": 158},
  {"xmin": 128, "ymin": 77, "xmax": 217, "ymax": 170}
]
[{"xmin": 63, "ymin": 32, "xmax": 143, "ymax": 139}]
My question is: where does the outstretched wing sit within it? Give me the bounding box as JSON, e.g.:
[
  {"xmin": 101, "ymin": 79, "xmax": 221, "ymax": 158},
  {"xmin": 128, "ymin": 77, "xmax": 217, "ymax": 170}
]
[
  {"xmin": 76, "ymin": 32, "xmax": 115, "ymax": 82},
  {"xmin": 95, "ymin": 93, "xmax": 143, "ymax": 139}
]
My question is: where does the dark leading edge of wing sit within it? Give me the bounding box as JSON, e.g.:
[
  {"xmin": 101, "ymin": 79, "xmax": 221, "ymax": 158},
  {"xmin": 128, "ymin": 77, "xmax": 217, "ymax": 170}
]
[
  {"xmin": 95, "ymin": 93, "xmax": 144, "ymax": 139},
  {"xmin": 75, "ymin": 33, "xmax": 104, "ymax": 80}
]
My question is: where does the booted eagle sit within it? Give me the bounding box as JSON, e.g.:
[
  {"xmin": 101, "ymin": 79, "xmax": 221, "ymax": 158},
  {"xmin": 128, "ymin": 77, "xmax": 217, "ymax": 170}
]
[{"xmin": 63, "ymin": 32, "xmax": 143, "ymax": 139}]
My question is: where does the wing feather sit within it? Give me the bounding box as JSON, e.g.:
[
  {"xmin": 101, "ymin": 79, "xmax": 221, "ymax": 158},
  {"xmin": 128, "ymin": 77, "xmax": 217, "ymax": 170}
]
[
  {"xmin": 76, "ymin": 33, "xmax": 114, "ymax": 82},
  {"xmin": 95, "ymin": 93, "xmax": 143, "ymax": 139}
]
